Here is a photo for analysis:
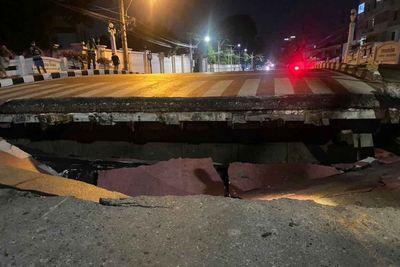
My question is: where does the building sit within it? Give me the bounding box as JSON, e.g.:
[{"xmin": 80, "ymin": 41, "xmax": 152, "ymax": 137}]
[
  {"xmin": 356, "ymin": 0, "xmax": 400, "ymax": 43},
  {"xmin": 305, "ymin": 28, "xmax": 348, "ymax": 61}
]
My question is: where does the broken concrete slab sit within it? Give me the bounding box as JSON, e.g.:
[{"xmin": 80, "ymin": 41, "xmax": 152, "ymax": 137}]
[
  {"xmin": 242, "ymin": 161, "xmax": 400, "ymax": 208},
  {"xmin": 228, "ymin": 163, "xmax": 343, "ymax": 194},
  {"xmin": 98, "ymin": 158, "xmax": 225, "ymax": 197},
  {"xmin": 0, "ymin": 164, "xmax": 128, "ymax": 202},
  {"xmin": 375, "ymin": 148, "xmax": 400, "ymax": 164},
  {"xmin": 0, "ymin": 138, "xmax": 57, "ymax": 175}
]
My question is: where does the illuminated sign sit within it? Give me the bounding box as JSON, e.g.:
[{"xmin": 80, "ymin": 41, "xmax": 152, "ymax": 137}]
[{"xmin": 358, "ymin": 3, "xmax": 365, "ymax": 14}]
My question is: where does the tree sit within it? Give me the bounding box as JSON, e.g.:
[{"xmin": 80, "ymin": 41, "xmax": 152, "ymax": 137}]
[
  {"xmin": 217, "ymin": 14, "xmax": 264, "ymax": 54},
  {"xmin": 207, "ymin": 44, "xmax": 217, "ymax": 64},
  {"xmin": 0, "ymin": 0, "xmax": 95, "ymax": 53}
]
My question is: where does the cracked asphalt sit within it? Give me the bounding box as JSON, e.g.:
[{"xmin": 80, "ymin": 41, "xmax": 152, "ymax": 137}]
[{"xmin": 0, "ymin": 188, "xmax": 399, "ymax": 266}]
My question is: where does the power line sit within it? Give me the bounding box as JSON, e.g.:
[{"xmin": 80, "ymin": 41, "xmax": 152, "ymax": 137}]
[{"xmin": 50, "ymin": 0, "xmax": 193, "ymax": 49}]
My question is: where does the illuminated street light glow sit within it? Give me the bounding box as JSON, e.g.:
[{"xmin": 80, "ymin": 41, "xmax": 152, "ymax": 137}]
[
  {"xmin": 237, "ymin": 44, "xmax": 241, "ymax": 48},
  {"xmin": 290, "ymin": 35, "xmax": 296, "ymax": 39},
  {"xmin": 244, "ymin": 48, "xmax": 247, "ymax": 52},
  {"xmin": 204, "ymin": 36, "xmax": 211, "ymax": 43},
  {"xmin": 284, "ymin": 38, "xmax": 290, "ymax": 41}
]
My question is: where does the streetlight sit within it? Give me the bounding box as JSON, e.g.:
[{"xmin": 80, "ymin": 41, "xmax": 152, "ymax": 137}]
[
  {"xmin": 204, "ymin": 36, "xmax": 211, "ymax": 43},
  {"xmin": 237, "ymin": 44, "xmax": 241, "ymax": 48},
  {"xmin": 244, "ymin": 48, "xmax": 248, "ymax": 52}
]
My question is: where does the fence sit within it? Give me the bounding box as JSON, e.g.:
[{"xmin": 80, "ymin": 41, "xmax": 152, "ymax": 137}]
[
  {"xmin": 5, "ymin": 49, "xmax": 242, "ymax": 77},
  {"xmin": 6, "ymin": 56, "xmax": 68, "ymax": 77}
]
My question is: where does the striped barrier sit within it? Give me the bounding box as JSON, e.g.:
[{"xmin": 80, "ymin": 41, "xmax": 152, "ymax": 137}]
[
  {"xmin": 0, "ymin": 69, "xmax": 131, "ymax": 88},
  {"xmin": 315, "ymin": 61, "xmax": 376, "ymax": 81}
]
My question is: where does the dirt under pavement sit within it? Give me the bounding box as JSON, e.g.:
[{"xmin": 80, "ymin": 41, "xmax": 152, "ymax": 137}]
[{"xmin": 0, "ymin": 187, "xmax": 399, "ymax": 267}]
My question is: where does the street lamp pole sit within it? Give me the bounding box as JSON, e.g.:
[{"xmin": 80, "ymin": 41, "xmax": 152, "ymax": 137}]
[
  {"xmin": 119, "ymin": 0, "xmax": 129, "ymax": 71},
  {"xmin": 345, "ymin": 9, "xmax": 357, "ymax": 64},
  {"xmin": 189, "ymin": 37, "xmax": 194, "ymax": 73}
]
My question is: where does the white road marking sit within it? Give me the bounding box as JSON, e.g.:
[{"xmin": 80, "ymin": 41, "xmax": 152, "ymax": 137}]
[
  {"xmin": 45, "ymin": 82, "xmax": 108, "ymax": 98},
  {"xmin": 304, "ymin": 78, "xmax": 333, "ymax": 94},
  {"xmin": 14, "ymin": 83, "xmax": 86, "ymax": 99},
  {"xmin": 79, "ymin": 82, "xmax": 133, "ymax": 97},
  {"xmin": 169, "ymin": 81, "xmax": 207, "ymax": 97},
  {"xmin": 333, "ymin": 76, "xmax": 375, "ymax": 94},
  {"xmin": 274, "ymin": 78, "xmax": 294, "ymax": 95},
  {"xmin": 238, "ymin": 79, "xmax": 261, "ymax": 96},
  {"xmin": 0, "ymin": 84, "xmax": 41, "ymax": 96},
  {"xmin": 106, "ymin": 82, "xmax": 157, "ymax": 97},
  {"xmin": 202, "ymin": 80, "xmax": 233, "ymax": 97},
  {"xmin": 1, "ymin": 84, "xmax": 63, "ymax": 99}
]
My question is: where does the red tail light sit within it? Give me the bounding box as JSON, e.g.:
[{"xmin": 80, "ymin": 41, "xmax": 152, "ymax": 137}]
[{"xmin": 293, "ymin": 65, "xmax": 300, "ymax": 71}]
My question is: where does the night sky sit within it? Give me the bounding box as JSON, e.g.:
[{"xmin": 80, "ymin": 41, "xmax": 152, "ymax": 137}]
[{"xmin": 97, "ymin": 0, "xmax": 359, "ymax": 50}]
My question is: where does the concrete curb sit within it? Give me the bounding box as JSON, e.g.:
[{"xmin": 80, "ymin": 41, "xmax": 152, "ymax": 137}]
[{"xmin": 0, "ymin": 69, "xmax": 132, "ymax": 88}]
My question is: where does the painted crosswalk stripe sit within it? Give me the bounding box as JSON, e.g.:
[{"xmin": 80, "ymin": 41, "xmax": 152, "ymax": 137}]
[
  {"xmin": 333, "ymin": 76, "xmax": 375, "ymax": 95},
  {"xmin": 13, "ymin": 83, "xmax": 86, "ymax": 99},
  {"xmin": 238, "ymin": 79, "xmax": 261, "ymax": 96},
  {"xmin": 1, "ymin": 84, "xmax": 63, "ymax": 99},
  {"xmin": 45, "ymin": 83, "xmax": 108, "ymax": 98},
  {"xmin": 79, "ymin": 82, "xmax": 133, "ymax": 97},
  {"xmin": 202, "ymin": 80, "xmax": 234, "ymax": 97},
  {"xmin": 105, "ymin": 82, "xmax": 158, "ymax": 97},
  {"xmin": 0, "ymin": 84, "xmax": 41, "ymax": 97},
  {"xmin": 304, "ymin": 78, "xmax": 333, "ymax": 94},
  {"xmin": 274, "ymin": 78, "xmax": 294, "ymax": 95},
  {"xmin": 139, "ymin": 80, "xmax": 188, "ymax": 97},
  {"xmin": 169, "ymin": 81, "xmax": 208, "ymax": 97}
]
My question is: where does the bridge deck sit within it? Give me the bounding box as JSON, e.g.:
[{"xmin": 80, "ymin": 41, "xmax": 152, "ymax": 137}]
[{"xmin": 0, "ymin": 70, "xmax": 398, "ymax": 126}]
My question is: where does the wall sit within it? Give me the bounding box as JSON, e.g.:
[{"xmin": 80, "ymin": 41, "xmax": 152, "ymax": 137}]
[{"xmin": 5, "ymin": 47, "xmax": 241, "ymax": 76}]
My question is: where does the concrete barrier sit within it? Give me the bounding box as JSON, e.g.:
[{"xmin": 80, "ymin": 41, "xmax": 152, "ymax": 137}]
[{"xmin": 379, "ymin": 64, "xmax": 400, "ymax": 98}]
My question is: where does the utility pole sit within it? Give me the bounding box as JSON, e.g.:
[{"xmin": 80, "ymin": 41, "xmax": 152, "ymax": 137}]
[
  {"xmin": 107, "ymin": 22, "xmax": 117, "ymax": 54},
  {"xmin": 217, "ymin": 40, "xmax": 221, "ymax": 72},
  {"xmin": 188, "ymin": 33, "xmax": 194, "ymax": 73},
  {"xmin": 119, "ymin": 0, "xmax": 129, "ymax": 71},
  {"xmin": 251, "ymin": 52, "xmax": 254, "ymax": 71},
  {"xmin": 344, "ymin": 9, "xmax": 357, "ymax": 64}
]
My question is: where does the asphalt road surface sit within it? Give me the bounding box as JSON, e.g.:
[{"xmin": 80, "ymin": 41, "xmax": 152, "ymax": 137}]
[{"xmin": 0, "ymin": 70, "xmax": 380, "ymax": 103}]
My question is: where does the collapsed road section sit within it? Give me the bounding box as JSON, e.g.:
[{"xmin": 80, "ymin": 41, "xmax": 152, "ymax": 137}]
[{"xmin": 0, "ymin": 94, "xmax": 400, "ymax": 163}]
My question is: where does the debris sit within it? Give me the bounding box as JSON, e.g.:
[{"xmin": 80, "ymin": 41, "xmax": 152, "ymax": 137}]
[
  {"xmin": 375, "ymin": 148, "xmax": 400, "ymax": 164},
  {"xmin": 228, "ymin": 163, "xmax": 343, "ymax": 194}
]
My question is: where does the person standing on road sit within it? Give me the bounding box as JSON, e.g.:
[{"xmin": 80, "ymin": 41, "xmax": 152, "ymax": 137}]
[
  {"xmin": 0, "ymin": 44, "xmax": 12, "ymax": 79},
  {"xmin": 87, "ymin": 39, "xmax": 97, "ymax": 69},
  {"xmin": 30, "ymin": 42, "xmax": 47, "ymax": 74},
  {"xmin": 111, "ymin": 53, "xmax": 120, "ymax": 71}
]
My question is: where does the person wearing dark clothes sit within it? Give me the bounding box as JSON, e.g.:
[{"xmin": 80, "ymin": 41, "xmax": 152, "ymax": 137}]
[
  {"xmin": 87, "ymin": 40, "xmax": 97, "ymax": 69},
  {"xmin": 111, "ymin": 53, "xmax": 120, "ymax": 71},
  {"xmin": 0, "ymin": 45, "xmax": 12, "ymax": 78},
  {"xmin": 30, "ymin": 42, "xmax": 47, "ymax": 74}
]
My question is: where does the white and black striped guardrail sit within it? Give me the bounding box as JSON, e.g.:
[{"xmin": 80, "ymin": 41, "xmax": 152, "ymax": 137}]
[
  {"xmin": 315, "ymin": 62, "xmax": 377, "ymax": 81},
  {"xmin": 0, "ymin": 69, "xmax": 131, "ymax": 88}
]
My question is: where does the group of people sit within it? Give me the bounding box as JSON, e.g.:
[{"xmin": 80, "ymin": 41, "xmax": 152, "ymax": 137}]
[
  {"xmin": 0, "ymin": 44, "xmax": 12, "ymax": 78},
  {"xmin": 86, "ymin": 39, "xmax": 121, "ymax": 71},
  {"xmin": 0, "ymin": 40, "xmax": 122, "ymax": 79},
  {"xmin": 0, "ymin": 42, "xmax": 47, "ymax": 79}
]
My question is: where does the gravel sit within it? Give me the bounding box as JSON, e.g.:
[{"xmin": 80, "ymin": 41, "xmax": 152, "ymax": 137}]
[{"xmin": 0, "ymin": 187, "xmax": 399, "ymax": 267}]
